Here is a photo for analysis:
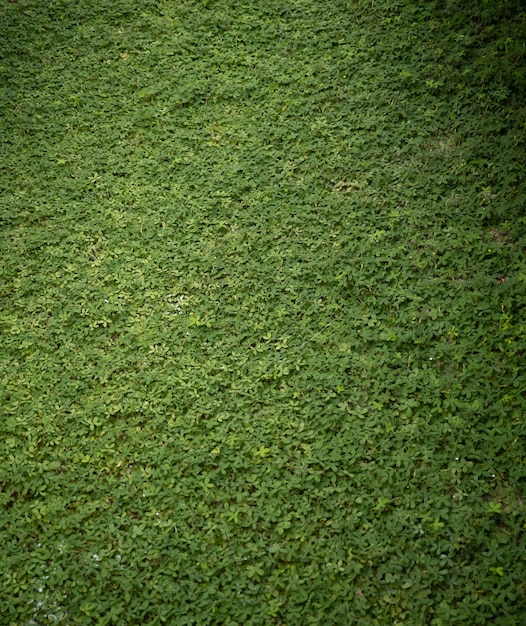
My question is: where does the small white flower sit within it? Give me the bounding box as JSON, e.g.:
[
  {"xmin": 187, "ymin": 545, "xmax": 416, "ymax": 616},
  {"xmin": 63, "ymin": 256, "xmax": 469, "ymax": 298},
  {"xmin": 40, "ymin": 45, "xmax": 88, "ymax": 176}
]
[{"xmin": 92, "ymin": 554, "xmax": 100, "ymax": 561}]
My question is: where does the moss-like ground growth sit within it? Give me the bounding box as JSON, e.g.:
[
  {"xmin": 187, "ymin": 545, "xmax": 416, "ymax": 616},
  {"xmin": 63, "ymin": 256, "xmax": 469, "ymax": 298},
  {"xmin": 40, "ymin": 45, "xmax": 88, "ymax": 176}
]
[{"xmin": 1, "ymin": 0, "xmax": 525, "ymax": 624}]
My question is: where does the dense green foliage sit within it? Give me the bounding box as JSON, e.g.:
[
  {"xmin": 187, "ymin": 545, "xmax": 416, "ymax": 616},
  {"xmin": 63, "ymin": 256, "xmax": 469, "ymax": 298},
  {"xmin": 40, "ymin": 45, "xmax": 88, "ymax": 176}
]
[{"xmin": 1, "ymin": 0, "xmax": 525, "ymax": 623}]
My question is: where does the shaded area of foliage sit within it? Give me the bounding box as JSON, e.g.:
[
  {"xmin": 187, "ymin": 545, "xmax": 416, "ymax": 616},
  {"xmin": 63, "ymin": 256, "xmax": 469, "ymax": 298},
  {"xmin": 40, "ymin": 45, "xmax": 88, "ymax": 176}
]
[
  {"xmin": 425, "ymin": 0, "xmax": 526, "ymax": 101},
  {"xmin": 0, "ymin": 0, "xmax": 525, "ymax": 624}
]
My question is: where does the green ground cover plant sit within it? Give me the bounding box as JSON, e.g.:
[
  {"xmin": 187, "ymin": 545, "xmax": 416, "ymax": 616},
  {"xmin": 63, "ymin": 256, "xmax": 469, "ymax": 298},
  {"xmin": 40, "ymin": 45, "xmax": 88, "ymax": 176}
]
[{"xmin": 1, "ymin": 0, "xmax": 525, "ymax": 623}]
